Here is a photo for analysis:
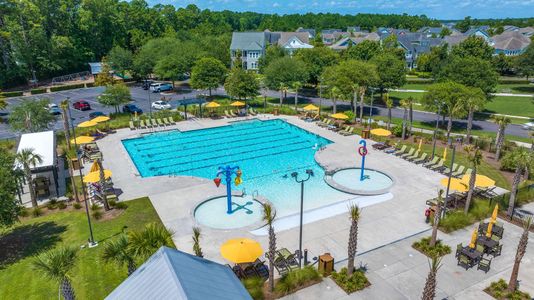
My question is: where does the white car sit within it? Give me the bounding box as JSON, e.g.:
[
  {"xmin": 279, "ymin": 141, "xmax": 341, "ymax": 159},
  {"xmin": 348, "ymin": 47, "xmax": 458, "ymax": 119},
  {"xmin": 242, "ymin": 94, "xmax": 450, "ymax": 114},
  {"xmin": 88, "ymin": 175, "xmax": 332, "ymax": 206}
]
[
  {"xmin": 522, "ymin": 122, "xmax": 534, "ymax": 130},
  {"xmin": 151, "ymin": 101, "xmax": 171, "ymax": 110}
]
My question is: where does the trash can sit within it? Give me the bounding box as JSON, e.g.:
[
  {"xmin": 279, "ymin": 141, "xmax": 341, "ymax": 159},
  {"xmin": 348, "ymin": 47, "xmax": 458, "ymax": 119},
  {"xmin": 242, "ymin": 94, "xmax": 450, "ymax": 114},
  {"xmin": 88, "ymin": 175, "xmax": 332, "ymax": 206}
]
[
  {"xmin": 362, "ymin": 129, "xmax": 370, "ymax": 139},
  {"xmin": 318, "ymin": 253, "xmax": 334, "ymax": 276},
  {"xmin": 273, "ymin": 108, "xmax": 279, "ymax": 116},
  {"xmin": 71, "ymin": 158, "xmax": 80, "ymax": 171}
]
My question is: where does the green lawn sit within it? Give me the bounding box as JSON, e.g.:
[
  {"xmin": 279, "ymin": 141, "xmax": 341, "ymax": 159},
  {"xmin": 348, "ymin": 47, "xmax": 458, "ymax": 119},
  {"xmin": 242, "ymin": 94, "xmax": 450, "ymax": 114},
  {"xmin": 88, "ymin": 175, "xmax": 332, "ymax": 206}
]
[
  {"xmin": 0, "ymin": 197, "xmax": 162, "ymax": 299},
  {"xmin": 400, "ymin": 83, "xmax": 534, "ymax": 95}
]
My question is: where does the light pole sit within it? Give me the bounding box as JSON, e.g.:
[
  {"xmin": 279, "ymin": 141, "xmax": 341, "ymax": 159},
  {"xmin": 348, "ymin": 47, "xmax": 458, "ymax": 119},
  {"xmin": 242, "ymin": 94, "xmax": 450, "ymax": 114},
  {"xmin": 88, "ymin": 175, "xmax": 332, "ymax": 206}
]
[
  {"xmin": 368, "ymin": 88, "xmax": 375, "ymax": 130},
  {"xmin": 291, "ymin": 169, "xmax": 314, "ymax": 268},
  {"xmin": 318, "ymin": 84, "xmax": 323, "ymax": 116},
  {"xmin": 431, "ymin": 101, "xmax": 442, "ymax": 159},
  {"xmin": 67, "ymin": 97, "xmax": 97, "ymax": 247},
  {"xmin": 443, "ymin": 140, "xmax": 456, "ymax": 217}
]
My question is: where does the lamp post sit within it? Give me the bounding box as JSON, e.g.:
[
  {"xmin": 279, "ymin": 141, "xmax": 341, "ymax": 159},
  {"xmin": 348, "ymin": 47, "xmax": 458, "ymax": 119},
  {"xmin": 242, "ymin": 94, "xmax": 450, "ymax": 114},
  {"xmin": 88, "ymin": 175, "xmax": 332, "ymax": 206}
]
[
  {"xmin": 318, "ymin": 84, "xmax": 323, "ymax": 116},
  {"xmin": 431, "ymin": 102, "xmax": 442, "ymax": 160},
  {"xmin": 291, "ymin": 169, "xmax": 314, "ymax": 268},
  {"xmin": 67, "ymin": 97, "xmax": 96, "ymax": 247},
  {"xmin": 443, "ymin": 140, "xmax": 456, "ymax": 217},
  {"xmin": 368, "ymin": 88, "xmax": 375, "ymax": 130}
]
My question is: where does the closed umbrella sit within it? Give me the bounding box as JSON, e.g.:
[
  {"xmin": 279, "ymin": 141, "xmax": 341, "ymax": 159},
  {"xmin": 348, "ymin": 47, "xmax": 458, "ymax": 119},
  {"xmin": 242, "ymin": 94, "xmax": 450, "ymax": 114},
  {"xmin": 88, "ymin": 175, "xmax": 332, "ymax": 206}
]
[
  {"xmin": 486, "ymin": 221, "xmax": 493, "ymax": 238},
  {"xmin": 469, "ymin": 227, "xmax": 478, "ymax": 249},
  {"xmin": 443, "ymin": 147, "xmax": 447, "ymax": 160},
  {"xmin": 490, "ymin": 204, "xmax": 499, "ymax": 223},
  {"xmin": 370, "ymin": 128, "xmax": 392, "ymax": 137},
  {"xmin": 418, "ymin": 139, "xmax": 423, "ymax": 151},
  {"xmin": 220, "ymin": 238, "xmax": 263, "ymax": 263}
]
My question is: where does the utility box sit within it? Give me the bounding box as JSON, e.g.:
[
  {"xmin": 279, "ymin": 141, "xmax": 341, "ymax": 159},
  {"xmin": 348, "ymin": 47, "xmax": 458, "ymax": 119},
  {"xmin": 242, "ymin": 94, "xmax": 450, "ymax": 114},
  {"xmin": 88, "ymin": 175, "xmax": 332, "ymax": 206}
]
[
  {"xmin": 318, "ymin": 253, "xmax": 334, "ymax": 276},
  {"xmin": 362, "ymin": 129, "xmax": 370, "ymax": 139},
  {"xmin": 71, "ymin": 158, "xmax": 80, "ymax": 171},
  {"xmin": 273, "ymin": 108, "xmax": 279, "ymax": 116}
]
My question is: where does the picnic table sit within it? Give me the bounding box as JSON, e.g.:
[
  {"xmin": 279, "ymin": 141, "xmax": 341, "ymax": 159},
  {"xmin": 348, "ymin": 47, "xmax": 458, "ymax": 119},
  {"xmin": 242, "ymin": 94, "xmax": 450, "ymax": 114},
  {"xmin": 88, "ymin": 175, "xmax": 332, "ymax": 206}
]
[
  {"xmin": 477, "ymin": 236, "xmax": 498, "ymax": 254},
  {"xmin": 461, "ymin": 247, "xmax": 483, "ymax": 263},
  {"xmin": 480, "ymin": 222, "xmax": 504, "ymax": 237}
]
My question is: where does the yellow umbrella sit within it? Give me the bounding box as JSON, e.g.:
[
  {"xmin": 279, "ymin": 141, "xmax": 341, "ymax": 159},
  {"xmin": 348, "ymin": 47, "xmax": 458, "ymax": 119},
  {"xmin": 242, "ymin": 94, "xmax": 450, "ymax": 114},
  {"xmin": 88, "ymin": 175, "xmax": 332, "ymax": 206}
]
[
  {"xmin": 71, "ymin": 136, "xmax": 94, "ymax": 145},
  {"xmin": 303, "ymin": 104, "xmax": 319, "ymax": 111},
  {"xmin": 91, "ymin": 116, "xmax": 110, "ymax": 123},
  {"xmin": 330, "ymin": 113, "xmax": 349, "ymax": 120},
  {"xmin": 83, "ymin": 169, "xmax": 112, "ymax": 183},
  {"xmin": 443, "ymin": 147, "xmax": 447, "ymax": 160},
  {"xmin": 440, "ymin": 178, "xmax": 468, "ymax": 192},
  {"xmin": 486, "ymin": 221, "xmax": 493, "ymax": 238},
  {"xmin": 220, "ymin": 238, "xmax": 263, "ymax": 263},
  {"xmin": 461, "ymin": 174, "xmax": 496, "ymax": 188},
  {"xmin": 89, "ymin": 161, "xmax": 101, "ymax": 173},
  {"xmin": 230, "ymin": 101, "xmax": 245, "ymax": 107},
  {"xmin": 78, "ymin": 120, "xmax": 98, "ymax": 128},
  {"xmin": 205, "ymin": 101, "xmax": 221, "ymax": 108},
  {"xmin": 490, "ymin": 204, "xmax": 499, "ymax": 223},
  {"xmin": 370, "ymin": 128, "xmax": 392, "ymax": 137},
  {"xmin": 469, "ymin": 227, "xmax": 478, "ymax": 248},
  {"xmin": 418, "ymin": 139, "xmax": 423, "ymax": 151}
]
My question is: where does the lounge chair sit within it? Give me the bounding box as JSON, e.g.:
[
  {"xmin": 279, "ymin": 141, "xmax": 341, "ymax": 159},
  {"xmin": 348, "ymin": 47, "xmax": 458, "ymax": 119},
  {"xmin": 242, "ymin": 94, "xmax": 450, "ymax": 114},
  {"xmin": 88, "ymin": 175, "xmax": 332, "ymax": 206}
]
[
  {"xmin": 139, "ymin": 120, "xmax": 147, "ymax": 129},
  {"xmin": 310, "ymin": 114, "xmax": 320, "ymax": 121},
  {"xmin": 299, "ymin": 112, "xmax": 310, "ymax": 120},
  {"xmin": 317, "ymin": 119, "xmax": 331, "ymax": 127},
  {"xmin": 400, "ymin": 148, "xmax": 415, "ymax": 159},
  {"xmin": 168, "ymin": 116, "xmax": 177, "ymax": 124},
  {"xmin": 162, "ymin": 118, "xmax": 171, "ymax": 126},
  {"xmin": 243, "ymin": 265, "xmax": 258, "ymax": 278},
  {"xmin": 151, "ymin": 119, "xmax": 159, "ymax": 127},
  {"xmin": 412, "ymin": 153, "xmax": 428, "ymax": 164},
  {"xmin": 429, "ymin": 159, "xmax": 445, "ymax": 171},
  {"xmin": 422, "ymin": 156, "xmax": 439, "ymax": 168},
  {"xmin": 457, "ymin": 168, "xmax": 472, "ymax": 179},
  {"xmin": 230, "ymin": 110, "xmax": 238, "ymax": 117},
  {"xmin": 129, "ymin": 121, "xmax": 136, "ymax": 130},
  {"xmin": 272, "ymin": 255, "xmax": 289, "ymax": 275},
  {"xmin": 393, "ymin": 145, "xmax": 407, "ymax": 156},
  {"xmin": 157, "ymin": 118, "xmax": 165, "ymax": 127},
  {"xmin": 224, "ymin": 110, "xmax": 232, "ymax": 118},
  {"xmin": 249, "ymin": 108, "xmax": 258, "ymax": 116},
  {"xmin": 442, "ymin": 163, "xmax": 458, "ymax": 175},
  {"xmin": 144, "ymin": 119, "xmax": 152, "ymax": 128},
  {"xmin": 405, "ymin": 150, "xmax": 420, "ymax": 161},
  {"xmin": 277, "ymin": 248, "xmax": 299, "ymax": 271},
  {"xmin": 451, "ymin": 166, "xmax": 465, "ymax": 177},
  {"xmin": 340, "ymin": 127, "xmax": 355, "ymax": 136}
]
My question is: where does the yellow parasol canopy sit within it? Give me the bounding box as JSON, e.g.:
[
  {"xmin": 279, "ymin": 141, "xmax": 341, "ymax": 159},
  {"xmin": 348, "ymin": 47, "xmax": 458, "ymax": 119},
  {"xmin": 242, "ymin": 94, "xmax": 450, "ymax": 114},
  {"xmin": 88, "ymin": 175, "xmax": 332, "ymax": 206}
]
[
  {"xmin": 78, "ymin": 120, "xmax": 98, "ymax": 128},
  {"xmin": 443, "ymin": 147, "xmax": 448, "ymax": 160},
  {"xmin": 303, "ymin": 104, "xmax": 319, "ymax": 111},
  {"xmin": 89, "ymin": 161, "xmax": 101, "ymax": 173},
  {"xmin": 91, "ymin": 116, "xmax": 110, "ymax": 123},
  {"xmin": 440, "ymin": 178, "xmax": 468, "ymax": 192},
  {"xmin": 461, "ymin": 174, "xmax": 496, "ymax": 188},
  {"xmin": 370, "ymin": 128, "xmax": 392, "ymax": 137},
  {"xmin": 490, "ymin": 204, "xmax": 499, "ymax": 223},
  {"xmin": 71, "ymin": 136, "xmax": 94, "ymax": 145},
  {"xmin": 205, "ymin": 101, "xmax": 221, "ymax": 108},
  {"xmin": 220, "ymin": 238, "xmax": 263, "ymax": 263},
  {"xmin": 330, "ymin": 113, "xmax": 349, "ymax": 120},
  {"xmin": 469, "ymin": 227, "xmax": 478, "ymax": 248},
  {"xmin": 83, "ymin": 169, "xmax": 112, "ymax": 183},
  {"xmin": 230, "ymin": 101, "xmax": 245, "ymax": 107},
  {"xmin": 486, "ymin": 221, "xmax": 493, "ymax": 238}
]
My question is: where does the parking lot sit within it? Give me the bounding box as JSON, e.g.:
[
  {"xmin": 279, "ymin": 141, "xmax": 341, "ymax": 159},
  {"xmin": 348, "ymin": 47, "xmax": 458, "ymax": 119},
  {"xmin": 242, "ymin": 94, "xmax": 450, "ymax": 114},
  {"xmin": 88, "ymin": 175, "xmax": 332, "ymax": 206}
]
[{"xmin": 0, "ymin": 85, "xmax": 209, "ymax": 140}]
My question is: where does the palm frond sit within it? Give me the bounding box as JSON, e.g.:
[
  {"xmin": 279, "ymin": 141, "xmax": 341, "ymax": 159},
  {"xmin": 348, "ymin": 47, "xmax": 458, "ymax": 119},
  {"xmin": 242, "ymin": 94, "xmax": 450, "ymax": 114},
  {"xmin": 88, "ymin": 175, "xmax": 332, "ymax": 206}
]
[{"xmin": 33, "ymin": 246, "xmax": 78, "ymax": 282}]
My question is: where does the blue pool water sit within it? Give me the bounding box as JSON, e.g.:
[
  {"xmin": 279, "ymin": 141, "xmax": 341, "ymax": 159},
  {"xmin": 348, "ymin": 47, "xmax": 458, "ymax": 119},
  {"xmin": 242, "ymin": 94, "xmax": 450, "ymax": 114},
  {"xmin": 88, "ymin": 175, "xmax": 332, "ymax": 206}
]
[{"xmin": 123, "ymin": 119, "xmax": 367, "ymax": 219}]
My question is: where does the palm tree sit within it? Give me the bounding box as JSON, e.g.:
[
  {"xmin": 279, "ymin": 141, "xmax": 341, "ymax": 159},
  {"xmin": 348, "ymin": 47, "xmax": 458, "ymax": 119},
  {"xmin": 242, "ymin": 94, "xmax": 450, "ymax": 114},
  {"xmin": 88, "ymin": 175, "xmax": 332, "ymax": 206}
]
[
  {"xmin": 506, "ymin": 148, "xmax": 533, "ymax": 216},
  {"xmin": 384, "ymin": 94, "xmax": 393, "ymax": 130},
  {"xmin": 95, "ymin": 158, "xmax": 111, "ymax": 211},
  {"xmin": 33, "ymin": 246, "xmax": 78, "ymax": 300},
  {"xmin": 192, "ymin": 226, "xmax": 203, "ymax": 257},
  {"xmin": 60, "ymin": 99, "xmax": 71, "ymax": 150},
  {"xmin": 400, "ymin": 99, "xmax": 409, "ymax": 140},
  {"xmin": 128, "ymin": 222, "xmax": 174, "ymax": 260},
  {"xmin": 508, "ymin": 217, "xmax": 532, "ymax": 293},
  {"xmin": 16, "ymin": 148, "xmax": 43, "ymax": 208},
  {"xmin": 279, "ymin": 83, "xmax": 288, "ymax": 106},
  {"xmin": 0, "ymin": 97, "xmax": 7, "ymax": 110},
  {"xmin": 463, "ymin": 87, "xmax": 486, "ymax": 143},
  {"xmin": 102, "ymin": 234, "xmax": 137, "ymax": 276},
  {"xmin": 262, "ymin": 203, "xmax": 276, "ymax": 292},
  {"xmin": 330, "ymin": 86, "xmax": 340, "ymax": 114},
  {"xmin": 464, "ymin": 145, "xmax": 483, "ymax": 214},
  {"xmin": 429, "ymin": 190, "xmax": 443, "ymax": 247},
  {"xmin": 421, "ymin": 257, "xmax": 442, "ymax": 300},
  {"xmin": 347, "ymin": 204, "xmax": 360, "ymax": 275},
  {"xmin": 408, "ymin": 97, "xmax": 414, "ymax": 135},
  {"xmin": 493, "ymin": 115, "xmax": 511, "ymax": 160},
  {"xmin": 292, "ymin": 81, "xmax": 302, "ymax": 110}
]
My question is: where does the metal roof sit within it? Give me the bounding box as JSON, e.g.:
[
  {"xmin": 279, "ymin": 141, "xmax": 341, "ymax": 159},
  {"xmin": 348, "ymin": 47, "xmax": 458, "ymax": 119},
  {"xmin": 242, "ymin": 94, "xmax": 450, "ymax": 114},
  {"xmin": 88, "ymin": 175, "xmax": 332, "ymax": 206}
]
[
  {"xmin": 230, "ymin": 32, "xmax": 266, "ymax": 51},
  {"xmin": 16, "ymin": 130, "xmax": 56, "ymax": 169},
  {"xmin": 106, "ymin": 247, "xmax": 252, "ymax": 300}
]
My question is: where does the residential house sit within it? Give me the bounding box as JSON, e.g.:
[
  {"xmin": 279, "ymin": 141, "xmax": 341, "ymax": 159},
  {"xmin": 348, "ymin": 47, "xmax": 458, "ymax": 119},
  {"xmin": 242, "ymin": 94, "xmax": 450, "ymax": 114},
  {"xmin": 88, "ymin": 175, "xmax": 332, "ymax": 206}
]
[
  {"xmin": 517, "ymin": 27, "xmax": 534, "ymax": 37},
  {"xmin": 503, "ymin": 25, "xmax": 520, "ymax": 32},
  {"xmin": 321, "ymin": 29, "xmax": 345, "ymax": 45},
  {"xmin": 269, "ymin": 31, "xmax": 313, "ymax": 55},
  {"xmin": 396, "ymin": 33, "xmax": 443, "ymax": 69},
  {"xmin": 330, "ymin": 32, "xmax": 380, "ymax": 51},
  {"xmin": 296, "ymin": 27, "xmax": 316, "ymax": 39},
  {"xmin": 443, "ymin": 34, "xmax": 468, "ymax": 48},
  {"xmin": 418, "ymin": 26, "xmax": 446, "ymax": 38},
  {"xmin": 347, "ymin": 26, "xmax": 362, "ymax": 33},
  {"xmin": 493, "ymin": 31, "xmax": 532, "ymax": 56},
  {"xmin": 464, "ymin": 26, "xmax": 493, "ymax": 44},
  {"xmin": 230, "ymin": 32, "xmax": 268, "ymax": 70}
]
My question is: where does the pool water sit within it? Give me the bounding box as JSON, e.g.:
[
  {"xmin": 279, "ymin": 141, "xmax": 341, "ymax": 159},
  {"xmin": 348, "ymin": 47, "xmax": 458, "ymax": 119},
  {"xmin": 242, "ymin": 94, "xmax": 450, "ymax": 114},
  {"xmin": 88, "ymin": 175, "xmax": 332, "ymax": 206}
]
[
  {"xmin": 194, "ymin": 195, "xmax": 263, "ymax": 229},
  {"xmin": 122, "ymin": 119, "xmax": 380, "ymax": 221},
  {"xmin": 331, "ymin": 169, "xmax": 393, "ymax": 193}
]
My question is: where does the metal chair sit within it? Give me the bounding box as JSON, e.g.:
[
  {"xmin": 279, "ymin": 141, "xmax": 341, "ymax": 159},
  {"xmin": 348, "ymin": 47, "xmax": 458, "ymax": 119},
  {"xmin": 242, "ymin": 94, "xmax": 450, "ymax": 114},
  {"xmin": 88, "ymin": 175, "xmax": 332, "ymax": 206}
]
[
  {"xmin": 455, "ymin": 243, "xmax": 463, "ymax": 258},
  {"xmin": 489, "ymin": 244, "xmax": 502, "ymax": 257},
  {"xmin": 476, "ymin": 244, "xmax": 485, "ymax": 254},
  {"xmin": 478, "ymin": 258, "xmax": 492, "ymax": 273},
  {"xmin": 457, "ymin": 254, "xmax": 471, "ymax": 270}
]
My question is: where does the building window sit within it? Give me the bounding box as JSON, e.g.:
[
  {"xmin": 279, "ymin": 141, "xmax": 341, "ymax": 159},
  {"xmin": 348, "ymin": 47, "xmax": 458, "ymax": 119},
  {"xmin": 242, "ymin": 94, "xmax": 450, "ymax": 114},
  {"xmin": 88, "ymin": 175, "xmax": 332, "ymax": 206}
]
[{"xmin": 250, "ymin": 62, "xmax": 258, "ymax": 69}]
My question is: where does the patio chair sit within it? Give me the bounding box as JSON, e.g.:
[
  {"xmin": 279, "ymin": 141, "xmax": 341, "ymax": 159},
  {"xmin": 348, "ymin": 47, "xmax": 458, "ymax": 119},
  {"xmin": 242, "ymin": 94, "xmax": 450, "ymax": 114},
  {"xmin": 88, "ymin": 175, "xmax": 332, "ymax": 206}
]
[
  {"xmin": 442, "ymin": 163, "xmax": 458, "ymax": 175},
  {"xmin": 162, "ymin": 118, "xmax": 171, "ymax": 126},
  {"xmin": 139, "ymin": 120, "xmax": 147, "ymax": 129},
  {"xmin": 478, "ymin": 187, "xmax": 498, "ymax": 199},
  {"xmin": 231, "ymin": 265, "xmax": 245, "ymax": 279},
  {"xmin": 412, "ymin": 153, "xmax": 428, "ymax": 164},
  {"xmin": 393, "ymin": 145, "xmax": 407, "ymax": 156},
  {"xmin": 455, "ymin": 243, "xmax": 463, "ymax": 258},
  {"xmin": 457, "ymin": 254, "xmax": 471, "ymax": 270},
  {"xmin": 253, "ymin": 261, "xmax": 269, "ymax": 280},
  {"xmin": 405, "ymin": 150, "xmax": 420, "ymax": 161},
  {"xmin": 277, "ymin": 248, "xmax": 299, "ymax": 271},
  {"xmin": 477, "ymin": 258, "xmax": 492, "ymax": 273},
  {"xmin": 243, "ymin": 265, "xmax": 259, "ymax": 278},
  {"xmin": 451, "ymin": 166, "xmax": 465, "ymax": 178},
  {"xmin": 151, "ymin": 119, "xmax": 159, "ymax": 127},
  {"xmin": 340, "ymin": 126, "xmax": 355, "ymax": 136},
  {"xmin": 168, "ymin": 116, "xmax": 177, "ymax": 124},
  {"xmin": 476, "ymin": 244, "xmax": 485, "ymax": 254},
  {"xmin": 273, "ymin": 256, "xmax": 289, "ymax": 276},
  {"xmin": 429, "ymin": 159, "xmax": 445, "ymax": 171},
  {"xmin": 489, "ymin": 244, "xmax": 502, "ymax": 257},
  {"xmin": 422, "ymin": 156, "xmax": 439, "ymax": 168}
]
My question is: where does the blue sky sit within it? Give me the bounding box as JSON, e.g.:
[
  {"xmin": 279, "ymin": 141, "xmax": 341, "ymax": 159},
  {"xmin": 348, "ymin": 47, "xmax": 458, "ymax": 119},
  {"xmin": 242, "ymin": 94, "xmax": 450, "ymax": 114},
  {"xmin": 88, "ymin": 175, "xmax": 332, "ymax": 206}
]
[{"xmin": 148, "ymin": 0, "xmax": 534, "ymax": 20}]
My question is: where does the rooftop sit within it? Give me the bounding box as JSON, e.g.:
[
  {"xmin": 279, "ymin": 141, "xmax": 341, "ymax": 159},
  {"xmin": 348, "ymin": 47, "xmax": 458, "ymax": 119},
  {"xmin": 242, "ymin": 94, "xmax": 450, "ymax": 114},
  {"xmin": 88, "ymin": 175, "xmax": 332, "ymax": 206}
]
[{"xmin": 16, "ymin": 130, "xmax": 56, "ymax": 169}]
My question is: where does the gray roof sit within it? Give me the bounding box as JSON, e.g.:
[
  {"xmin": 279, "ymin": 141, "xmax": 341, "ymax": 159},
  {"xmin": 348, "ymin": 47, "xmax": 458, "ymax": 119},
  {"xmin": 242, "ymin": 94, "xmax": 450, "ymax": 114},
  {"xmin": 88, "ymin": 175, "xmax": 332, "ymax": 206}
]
[
  {"xmin": 230, "ymin": 32, "xmax": 267, "ymax": 51},
  {"xmin": 396, "ymin": 33, "xmax": 443, "ymax": 62},
  {"xmin": 493, "ymin": 31, "xmax": 531, "ymax": 51},
  {"xmin": 418, "ymin": 27, "xmax": 445, "ymax": 35},
  {"xmin": 443, "ymin": 34, "xmax": 468, "ymax": 47},
  {"xmin": 297, "ymin": 28, "xmax": 316, "ymax": 37},
  {"xmin": 106, "ymin": 247, "xmax": 252, "ymax": 300},
  {"xmin": 465, "ymin": 26, "xmax": 490, "ymax": 37}
]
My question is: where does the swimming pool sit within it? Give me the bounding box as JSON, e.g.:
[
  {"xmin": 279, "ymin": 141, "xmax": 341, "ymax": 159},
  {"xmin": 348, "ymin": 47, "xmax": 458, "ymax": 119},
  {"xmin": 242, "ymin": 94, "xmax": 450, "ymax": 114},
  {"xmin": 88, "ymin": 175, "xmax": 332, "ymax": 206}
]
[{"xmin": 122, "ymin": 119, "xmax": 384, "ymax": 222}]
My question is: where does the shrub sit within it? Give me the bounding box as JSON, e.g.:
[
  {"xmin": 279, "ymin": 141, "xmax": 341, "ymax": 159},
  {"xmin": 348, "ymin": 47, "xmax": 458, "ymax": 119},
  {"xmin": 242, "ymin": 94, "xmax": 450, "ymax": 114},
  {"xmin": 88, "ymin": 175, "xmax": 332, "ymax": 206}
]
[
  {"xmin": 242, "ymin": 277, "xmax": 265, "ymax": 300},
  {"xmin": 46, "ymin": 202, "xmax": 58, "ymax": 210},
  {"xmin": 85, "ymin": 82, "xmax": 95, "ymax": 88},
  {"xmin": 412, "ymin": 237, "xmax": 451, "ymax": 258},
  {"xmin": 31, "ymin": 207, "xmax": 43, "ymax": 217},
  {"xmin": 50, "ymin": 84, "xmax": 85, "ymax": 92},
  {"xmin": 108, "ymin": 199, "xmax": 117, "ymax": 207},
  {"xmin": 275, "ymin": 266, "xmax": 321, "ymax": 295},
  {"xmin": 331, "ymin": 267, "xmax": 370, "ymax": 294},
  {"xmin": 392, "ymin": 125, "xmax": 403, "ymax": 137},
  {"xmin": 92, "ymin": 210, "xmax": 103, "ymax": 220},
  {"xmin": 57, "ymin": 201, "xmax": 67, "ymax": 209},
  {"xmin": 18, "ymin": 208, "xmax": 29, "ymax": 217},
  {"xmin": 30, "ymin": 88, "xmax": 47, "ymax": 95},
  {"xmin": 485, "ymin": 279, "xmax": 531, "ymax": 300},
  {"xmin": 114, "ymin": 202, "xmax": 128, "ymax": 210},
  {"xmin": 90, "ymin": 203, "xmax": 101, "ymax": 211},
  {"xmin": 344, "ymin": 110, "xmax": 355, "ymax": 122},
  {"xmin": 1, "ymin": 91, "xmax": 24, "ymax": 97},
  {"xmin": 439, "ymin": 198, "xmax": 492, "ymax": 232},
  {"xmin": 73, "ymin": 202, "xmax": 82, "ymax": 209},
  {"xmin": 500, "ymin": 151, "xmax": 517, "ymax": 172}
]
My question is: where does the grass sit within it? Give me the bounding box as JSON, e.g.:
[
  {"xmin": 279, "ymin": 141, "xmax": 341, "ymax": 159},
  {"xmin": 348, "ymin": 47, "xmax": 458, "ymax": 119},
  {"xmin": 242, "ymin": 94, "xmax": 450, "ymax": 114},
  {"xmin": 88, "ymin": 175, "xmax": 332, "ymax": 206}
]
[
  {"xmin": 331, "ymin": 267, "xmax": 370, "ymax": 294},
  {"xmin": 0, "ymin": 197, "xmax": 163, "ymax": 299},
  {"xmin": 412, "ymin": 237, "xmax": 452, "ymax": 258},
  {"xmin": 439, "ymin": 197, "xmax": 497, "ymax": 233},
  {"xmin": 485, "ymin": 279, "xmax": 531, "ymax": 300},
  {"xmin": 400, "ymin": 83, "xmax": 534, "ymax": 95}
]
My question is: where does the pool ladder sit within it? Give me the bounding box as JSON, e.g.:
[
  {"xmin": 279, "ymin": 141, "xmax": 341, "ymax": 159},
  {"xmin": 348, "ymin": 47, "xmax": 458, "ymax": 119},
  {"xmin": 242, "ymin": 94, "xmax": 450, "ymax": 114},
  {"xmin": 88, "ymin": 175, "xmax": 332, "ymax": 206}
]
[{"xmin": 252, "ymin": 190, "xmax": 259, "ymax": 200}]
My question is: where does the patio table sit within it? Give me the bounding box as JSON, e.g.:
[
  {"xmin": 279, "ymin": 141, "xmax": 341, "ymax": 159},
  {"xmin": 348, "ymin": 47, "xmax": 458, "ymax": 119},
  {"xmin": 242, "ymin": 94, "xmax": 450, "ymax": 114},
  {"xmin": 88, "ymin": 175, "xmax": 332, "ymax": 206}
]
[
  {"xmin": 460, "ymin": 247, "xmax": 482, "ymax": 263},
  {"xmin": 480, "ymin": 222, "xmax": 504, "ymax": 237},
  {"xmin": 477, "ymin": 236, "xmax": 498, "ymax": 254}
]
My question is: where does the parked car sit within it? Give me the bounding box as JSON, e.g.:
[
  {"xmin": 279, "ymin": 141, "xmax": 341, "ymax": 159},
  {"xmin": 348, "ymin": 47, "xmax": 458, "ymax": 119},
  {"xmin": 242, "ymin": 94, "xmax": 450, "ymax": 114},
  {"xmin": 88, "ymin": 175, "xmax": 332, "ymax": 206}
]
[
  {"xmin": 73, "ymin": 100, "xmax": 91, "ymax": 111},
  {"xmin": 522, "ymin": 122, "xmax": 534, "ymax": 130},
  {"xmin": 150, "ymin": 82, "xmax": 173, "ymax": 93},
  {"xmin": 89, "ymin": 111, "xmax": 106, "ymax": 118},
  {"xmin": 122, "ymin": 104, "xmax": 143, "ymax": 114},
  {"xmin": 151, "ymin": 101, "xmax": 172, "ymax": 110},
  {"xmin": 47, "ymin": 103, "xmax": 62, "ymax": 115}
]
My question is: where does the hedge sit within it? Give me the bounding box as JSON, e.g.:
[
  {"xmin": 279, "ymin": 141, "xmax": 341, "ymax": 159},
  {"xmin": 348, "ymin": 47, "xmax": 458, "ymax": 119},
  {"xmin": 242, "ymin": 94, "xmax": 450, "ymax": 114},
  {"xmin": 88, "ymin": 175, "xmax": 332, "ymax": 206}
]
[
  {"xmin": 1, "ymin": 91, "xmax": 24, "ymax": 97},
  {"xmin": 498, "ymin": 79, "xmax": 530, "ymax": 84},
  {"xmin": 50, "ymin": 83, "xmax": 85, "ymax": 92},
  {"xmin": 85, "ymin": 82, "xmax": 95, "ymax": 88},
  {"xmin": 30, "ymin": 88, "xmax": 47, "ymax": 95}
]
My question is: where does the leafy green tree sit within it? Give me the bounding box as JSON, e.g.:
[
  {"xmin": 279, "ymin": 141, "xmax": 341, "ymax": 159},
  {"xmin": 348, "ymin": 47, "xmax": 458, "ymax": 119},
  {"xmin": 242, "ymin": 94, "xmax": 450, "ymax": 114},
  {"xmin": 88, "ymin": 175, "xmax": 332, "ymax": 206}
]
[
  {"xmin": 154, "ymin": 56, "xmax": 188, "ymax": 87},
  {"xmin": 190, "ymin": 57, "xmax": 227, "ymax": 96},
  {"xmin": 385, "ymin": 94, "xmax": 393, "ymax": 130},
  {"xmin": 264, "ymin": 57, "xmax": 308, "ymax": 105},
  {"xmin": 0, "ymin": 92, "xmax": 6, "ymax": 110},
  {"xmin": 455, "ymin": 16, "xmax": 473, "ymax": 33},
  {"xmin": 33, "ymin": 246, "xmax": 78, "ymax": 300},
  {"xmin": 516, "ymin": 43, "xmax": 534, "ymax": 80},
  {"xmin": 344, "ymin": 40, "xmax": 382, "ymax": 61},
  {"xmin": 224, "ymin": 68, "xmax": 259, "ymax": 101},
  {"xmin": 338, "ymin": 60, "xmax": 379, "ymax": 121},
  {"xmin": 371, "ymin": 53, "xmax": 406, "ymax": 93},
  {"xmin": 102, "ymin": 234, "xmax": 137, "ymax": 276},
  {"xmin": 463, "ymin": 87, "xmax": 486, "ymax": 143},
  {"xmin": 98, "ymin": 83, "xmax": 131, "ymax": 113},
  {"xmin": 0, "ymin": 148, "xmax": 21, "ymax": 228},
  {"xmin": 94, "ymin": 58, "xmax": 115, "ymax": 87},
  {"xmin": 492, "ymin": 53, "xmax": 514, "ymax": 76},
  {"xmin": 15, "ymin": 148, "xmax": 43, "ymax": 208},
  {"xmin": 451, "ymin": 36, "xmax": 494, "ymax": 61},
  {"xmin": 9, "ymin": 99, "xmax": 55, "ymax": 133},
  {"xmin": 294, "ymin": 47, "xmax": 339, "ymax": 85},
  {"xmin": 321, "ymin": 65, "xmax": 350, "ymax": 114},
  {"xmin": 128, "ymin": 222, "xmax": 174, "ymax": 260},
  {"xmin": 258, "ymin": 44, "xmax": 286, "ymax": 73},
  {"xmin": 107, "ymin": 46, "xmax": 133, "ymax": 77},
  {"xmin": 438, "ymin": 55, "xmax": 498, "ymax": 95},
  {"xmin": 440, "ymin": 27, "xmax": 452, "ymax": 38},
  {"xmin": 416, "ymin": 44, "xmax": 448, "ymax": 74}
]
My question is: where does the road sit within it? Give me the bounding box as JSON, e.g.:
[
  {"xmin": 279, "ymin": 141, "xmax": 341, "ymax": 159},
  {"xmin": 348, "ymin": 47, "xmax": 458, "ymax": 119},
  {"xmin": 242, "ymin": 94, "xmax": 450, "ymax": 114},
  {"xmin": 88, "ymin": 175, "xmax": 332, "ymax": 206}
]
[{"xmin": 0, "ymin": 85, "xmax": 531, "ymax": 140}]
